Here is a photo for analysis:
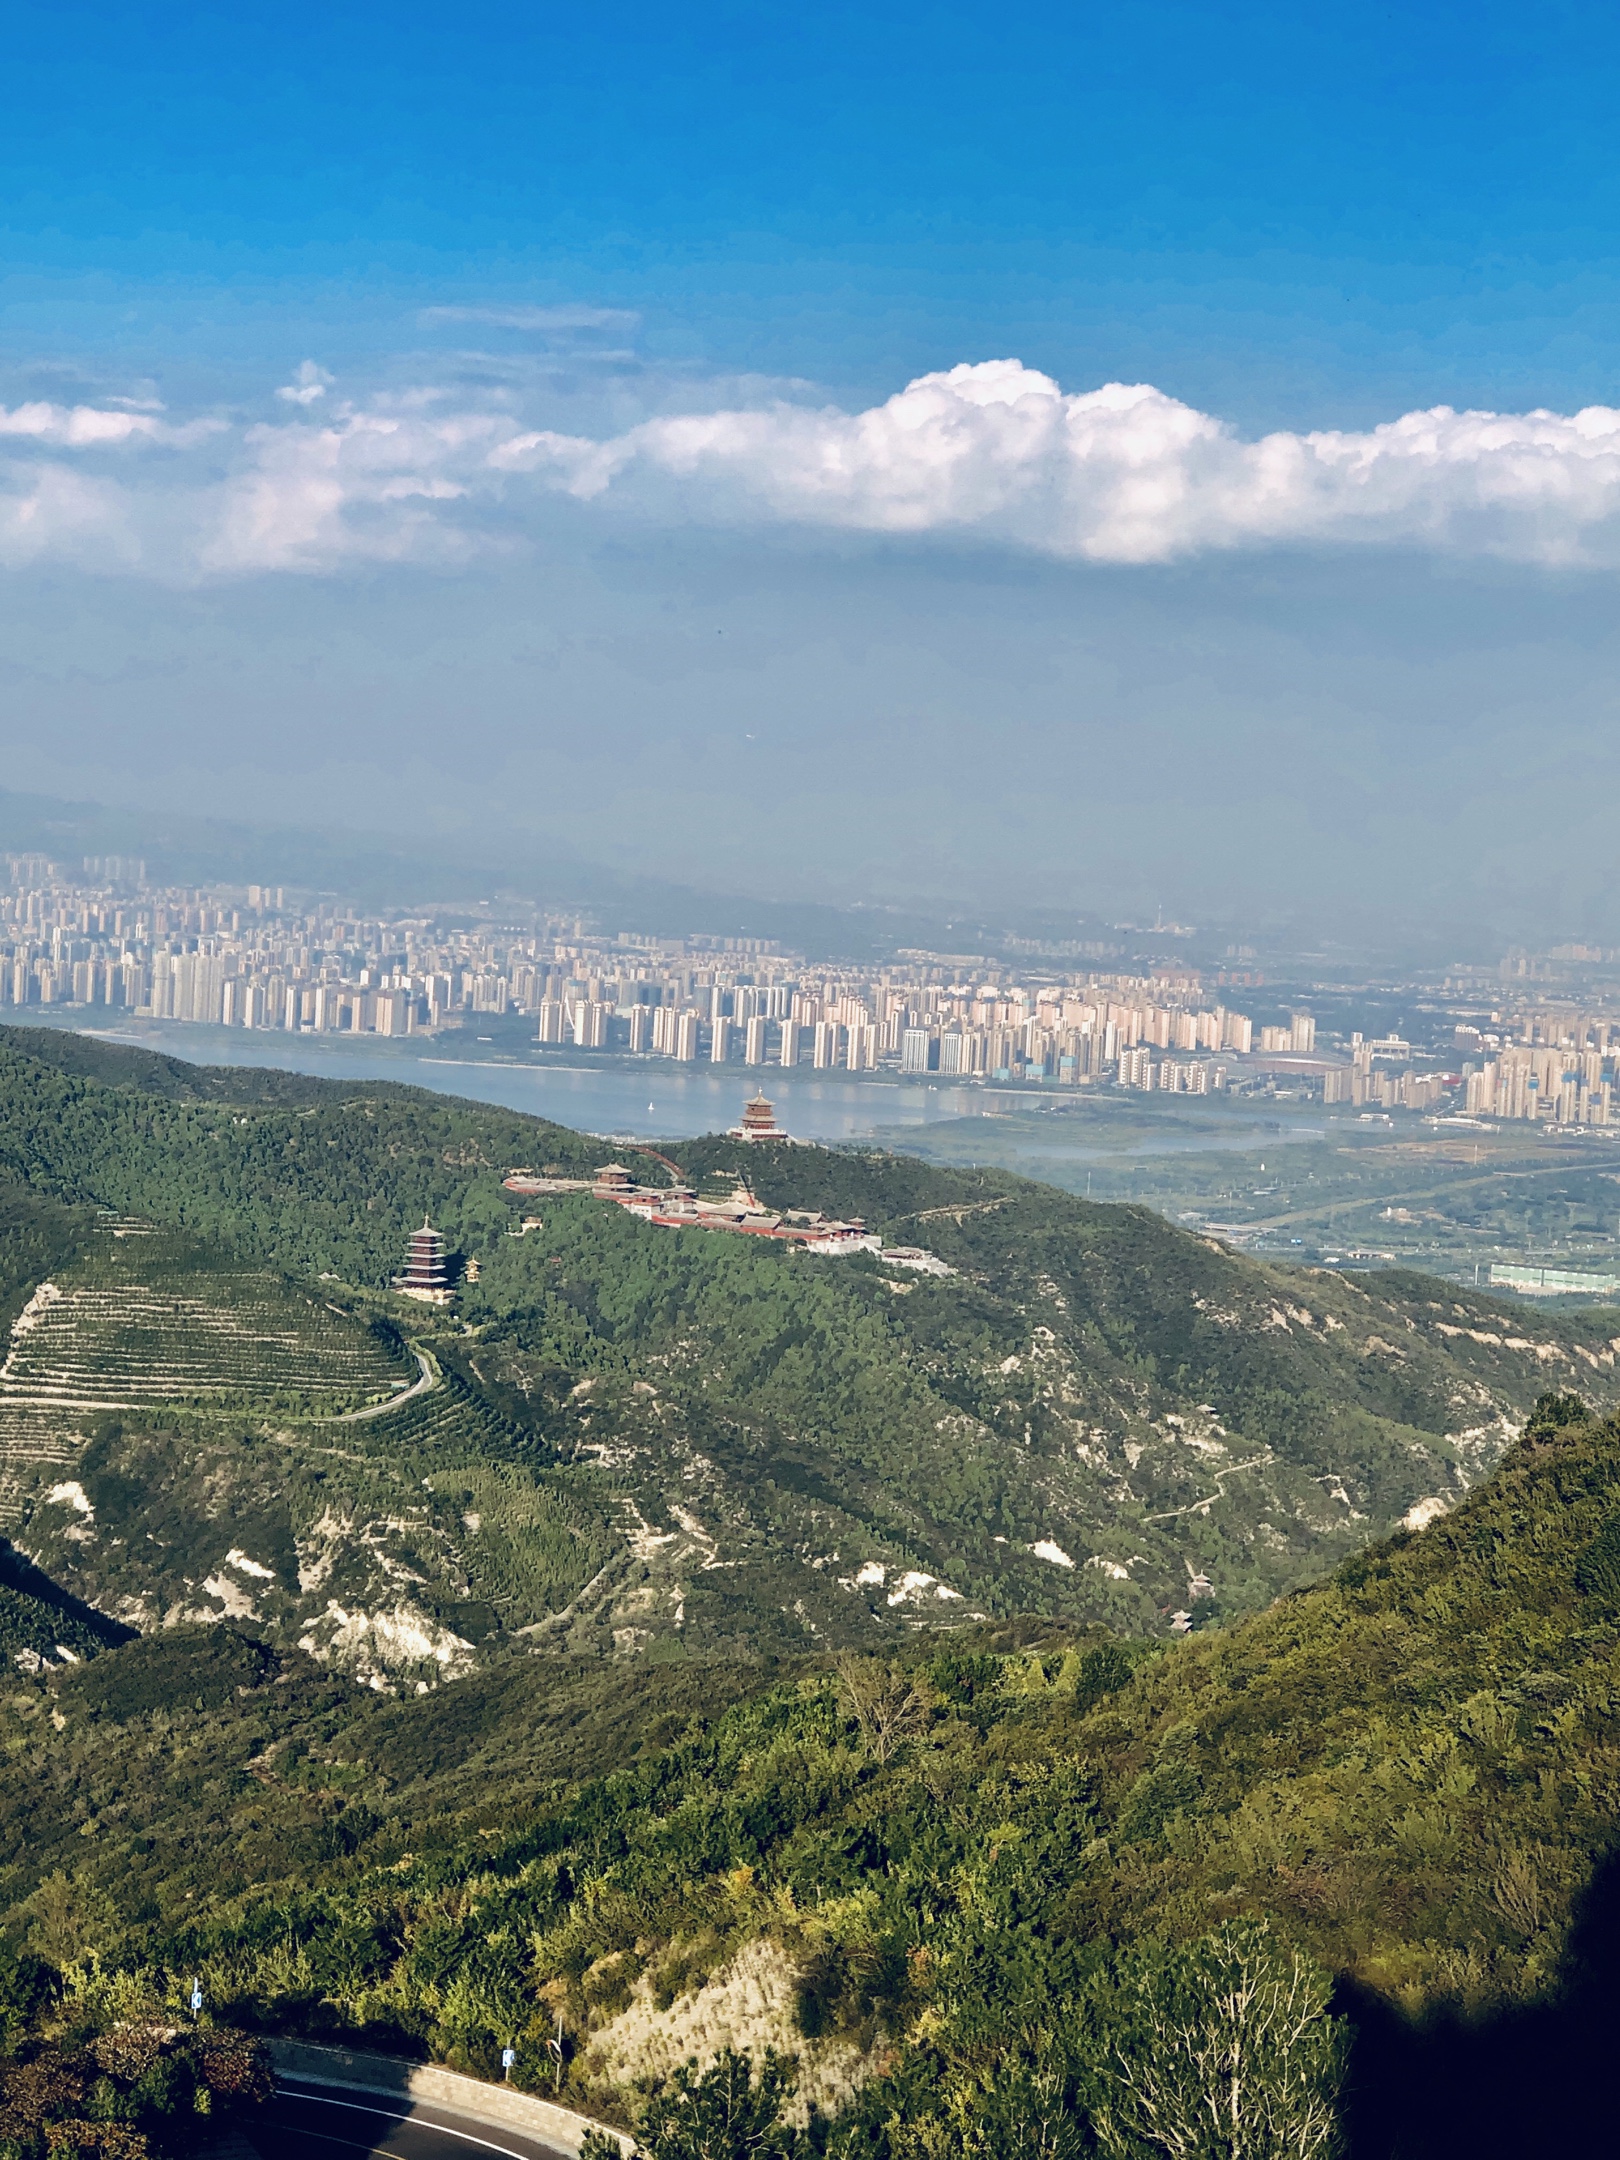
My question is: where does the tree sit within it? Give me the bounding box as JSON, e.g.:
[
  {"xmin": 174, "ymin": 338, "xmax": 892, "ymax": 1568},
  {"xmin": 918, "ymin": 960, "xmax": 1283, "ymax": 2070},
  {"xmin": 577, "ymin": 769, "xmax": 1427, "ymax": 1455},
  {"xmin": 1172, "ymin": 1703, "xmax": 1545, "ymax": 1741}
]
[
  {"xmin": 1074, "ymin": 1921, "xmax": 1346, "ymax": 2160},
  {"xmin": 601, "ymin": 2050, "xmax": 804, "ymax": 2160},
  {"xmin": 834, "ymin": 1658, "xmax": 928, "ymax": 1766}
]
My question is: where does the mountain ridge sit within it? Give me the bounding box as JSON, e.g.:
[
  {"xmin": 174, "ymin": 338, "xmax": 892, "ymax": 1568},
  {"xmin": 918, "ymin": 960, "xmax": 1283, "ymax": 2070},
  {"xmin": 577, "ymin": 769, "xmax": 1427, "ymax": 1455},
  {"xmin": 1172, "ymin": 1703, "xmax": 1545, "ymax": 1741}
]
[{"xmin": 0, "ymin": 1024, "xmax": 1613, "ymax": 1682}]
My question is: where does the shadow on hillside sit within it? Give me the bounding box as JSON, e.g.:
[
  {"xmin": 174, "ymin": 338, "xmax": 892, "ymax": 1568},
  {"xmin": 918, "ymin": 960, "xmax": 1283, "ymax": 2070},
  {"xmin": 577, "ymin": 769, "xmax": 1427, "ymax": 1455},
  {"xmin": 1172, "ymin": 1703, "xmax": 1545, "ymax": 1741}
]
[
  {"xmin": 0, "ymin": 1539, "xmax": 134, "ymax": 1646},
  {"xmin": 1341, "ymin": 1846, "xmax": 1620, "ymax": 2160}
]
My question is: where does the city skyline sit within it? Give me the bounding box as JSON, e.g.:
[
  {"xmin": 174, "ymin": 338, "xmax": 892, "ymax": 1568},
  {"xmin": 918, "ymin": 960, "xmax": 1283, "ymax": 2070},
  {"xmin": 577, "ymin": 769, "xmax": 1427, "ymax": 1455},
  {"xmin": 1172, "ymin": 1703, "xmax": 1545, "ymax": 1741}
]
[{"xmin": 5, "ymin": 851, "xmax": 1619, "ymax": 1131}]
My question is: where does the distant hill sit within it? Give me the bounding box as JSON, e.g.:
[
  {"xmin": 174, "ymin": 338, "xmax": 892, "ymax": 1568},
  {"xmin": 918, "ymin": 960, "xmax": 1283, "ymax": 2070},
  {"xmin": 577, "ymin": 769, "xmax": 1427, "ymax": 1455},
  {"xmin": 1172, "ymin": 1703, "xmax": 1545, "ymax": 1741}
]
[{"xmin": 0, "ymin": 1024, "xmax": 1615, "ymax": 1683}]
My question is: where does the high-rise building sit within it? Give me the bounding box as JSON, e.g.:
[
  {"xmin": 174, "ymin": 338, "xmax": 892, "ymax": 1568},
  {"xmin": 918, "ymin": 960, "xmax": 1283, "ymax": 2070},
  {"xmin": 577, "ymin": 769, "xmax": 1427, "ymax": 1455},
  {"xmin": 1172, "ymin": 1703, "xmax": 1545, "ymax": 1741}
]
[
  {"xmin": 675, "ymin": 1011, "xmax": 700, "ymax": 1061},
  {"xmin": 779, "ymin": 1018, "xmax": 801, "ymax": 1067},
  {"xmin": 711, "ymin": 1017, "xmax": 731, "ymax": 1062},
  {"xmin": 744, "ymin": 1015, "xmax": 768, "ymax": 1064},
  {"xmin": 1290, "ymin": 1013, "xmax": 1317, "ymax": 1053},
  {"xmin": 900, "ymin": 1027, "xmax": 934, "ymax": 1074}
]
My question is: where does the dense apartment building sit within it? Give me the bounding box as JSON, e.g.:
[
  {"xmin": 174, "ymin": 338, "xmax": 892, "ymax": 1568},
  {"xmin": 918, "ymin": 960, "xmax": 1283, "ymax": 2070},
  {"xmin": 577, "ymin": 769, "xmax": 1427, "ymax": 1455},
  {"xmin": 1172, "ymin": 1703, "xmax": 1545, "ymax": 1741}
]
[
  {"xmin": 27, "ymin": 853, "xmax": 1617, "ymax": 1117},
  {"xmin": 1464, "ymin": 1043, "xmax": 1615, "ymax": 1125},
  {"xmin": 0, "ymin": 854, "xmax": 1303, "ymax": 1093}
]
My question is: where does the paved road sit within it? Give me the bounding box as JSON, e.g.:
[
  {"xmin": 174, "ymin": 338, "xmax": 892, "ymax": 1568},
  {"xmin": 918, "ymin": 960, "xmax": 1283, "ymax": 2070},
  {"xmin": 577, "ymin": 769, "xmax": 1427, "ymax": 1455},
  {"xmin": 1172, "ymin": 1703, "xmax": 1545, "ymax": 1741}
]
[
  {"xmin": 246, "ymin": 2085, "xmax": 575, "ymax": 2160},
  {"xmin": 333, "ymin": 1350, "xmax": 438, "ymax": 1423}
]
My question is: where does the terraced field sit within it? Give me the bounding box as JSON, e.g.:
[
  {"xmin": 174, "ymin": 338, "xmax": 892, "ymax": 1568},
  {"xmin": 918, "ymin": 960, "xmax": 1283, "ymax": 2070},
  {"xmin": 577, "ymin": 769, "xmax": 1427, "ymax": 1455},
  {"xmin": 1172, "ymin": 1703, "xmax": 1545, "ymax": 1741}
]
[
  {"xmin": 0, "ymin": 1403, "xmax": 94, "ymax": 1528},
  {"xmin": 0, "ymin": 1216, "xmax": 592, "ymax": 1673},
  {"xmin": 375, "ymin": 1366, "xmax": 532, "ymax": 1463},
  {"xmin": 0, "ymin": 1226, "xmax": 411, "ymax": 1421}
]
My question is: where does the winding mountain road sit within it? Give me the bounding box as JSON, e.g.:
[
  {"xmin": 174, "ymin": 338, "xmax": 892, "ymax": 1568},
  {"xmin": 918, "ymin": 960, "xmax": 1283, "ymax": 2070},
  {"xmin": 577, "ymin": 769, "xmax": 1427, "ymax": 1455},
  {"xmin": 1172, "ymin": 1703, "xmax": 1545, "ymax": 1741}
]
[
  {"xmin": 250, "ymin": 2085, "xmax": 575, "ymax": 2160},
  {"xmin": 334, "ymin": 1349, "xmax": 438, "ymax": 1422}
]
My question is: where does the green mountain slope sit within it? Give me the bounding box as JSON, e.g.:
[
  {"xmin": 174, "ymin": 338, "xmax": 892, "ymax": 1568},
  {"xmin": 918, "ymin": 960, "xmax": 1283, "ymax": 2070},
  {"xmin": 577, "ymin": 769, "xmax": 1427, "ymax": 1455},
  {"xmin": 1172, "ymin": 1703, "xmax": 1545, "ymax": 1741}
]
[
  {"xmin": 6, "ymin": 1395, "xmax": 1620, "ymax": 2157},
  {"xmin": 0, "ymin": 1023, "xmax": 1617, "ymax": 1671}
]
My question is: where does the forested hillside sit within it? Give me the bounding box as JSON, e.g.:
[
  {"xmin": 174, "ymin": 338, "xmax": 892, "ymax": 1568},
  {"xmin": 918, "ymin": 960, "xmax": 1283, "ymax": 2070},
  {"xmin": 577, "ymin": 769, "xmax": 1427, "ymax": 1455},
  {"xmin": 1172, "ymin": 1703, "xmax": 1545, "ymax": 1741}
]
[
  {"xmin": 6, "ymin": 1394, "xmax": 1620, "ymax": 2157},
  {"xmin": 4, "ymin": 1025, "xmax": 1620, "ymax": 2154},
  {"xmin": 0, "ymin": 1022, "xmax": 1616, "ymax": 1667}
]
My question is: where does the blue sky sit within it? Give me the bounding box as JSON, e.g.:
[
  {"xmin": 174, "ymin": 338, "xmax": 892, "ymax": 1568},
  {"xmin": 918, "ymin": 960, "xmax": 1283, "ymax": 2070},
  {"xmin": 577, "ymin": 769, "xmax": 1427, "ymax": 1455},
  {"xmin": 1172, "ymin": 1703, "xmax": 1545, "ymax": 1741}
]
[{"xmin": 5, "ymin": 0, "xmax": 1620, "ymax": 943}]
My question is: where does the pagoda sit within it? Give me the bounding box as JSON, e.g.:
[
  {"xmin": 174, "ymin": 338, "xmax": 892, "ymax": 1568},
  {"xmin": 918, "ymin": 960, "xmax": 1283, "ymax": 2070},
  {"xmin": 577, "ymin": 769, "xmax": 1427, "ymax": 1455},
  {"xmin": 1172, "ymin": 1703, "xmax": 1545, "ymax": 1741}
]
[
  {"xmin": 731, "ymin": 1092, "xmax": 787, "ymax": 1143},
  {"xmin": 397, "ymin": 1218, "xmax": 453, "ymax": 1303}
]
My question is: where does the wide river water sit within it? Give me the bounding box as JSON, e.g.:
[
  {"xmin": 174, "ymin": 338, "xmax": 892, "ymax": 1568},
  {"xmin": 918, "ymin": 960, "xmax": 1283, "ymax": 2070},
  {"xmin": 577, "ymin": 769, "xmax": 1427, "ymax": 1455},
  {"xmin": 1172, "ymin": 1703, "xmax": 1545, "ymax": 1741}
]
[{"xmin": 18, "ymin": 1017, "xmax": 1316, "ymax": 1171}]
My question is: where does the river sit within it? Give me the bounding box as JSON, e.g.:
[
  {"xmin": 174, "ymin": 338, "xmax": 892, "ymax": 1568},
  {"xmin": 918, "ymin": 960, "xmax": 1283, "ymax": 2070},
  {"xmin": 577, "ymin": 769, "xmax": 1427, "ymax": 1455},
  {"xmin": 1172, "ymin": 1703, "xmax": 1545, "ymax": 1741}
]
[{"xmin": 13, "ymin": 1015, "xmax": 1319, "ymax": 1173}]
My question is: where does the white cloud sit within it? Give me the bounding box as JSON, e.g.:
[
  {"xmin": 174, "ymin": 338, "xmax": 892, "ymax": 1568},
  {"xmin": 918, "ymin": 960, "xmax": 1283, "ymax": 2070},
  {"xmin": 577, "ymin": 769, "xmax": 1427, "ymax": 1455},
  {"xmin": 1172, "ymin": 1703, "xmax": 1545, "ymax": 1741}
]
[
  {"xmin": 276, "ymin": 360, "xmax": 333, "ymax": 407},
  {"xmin": 202, "ymin": 405, "xmax": 504, "ymax": 572},
  {"xmin": 0, "ymin": 462, "xmax": 139, "ymax": 567},
  {"xmin": 15, "ymin": 356, "xmax": 1620, "ymax": 578},
  {"xmin": 498, "ymin": 360, "xmax": 1620, "ymax": 566},
  {"xmin": 0, "ymin": 400, "xmax": 169, "ymax": 447}
]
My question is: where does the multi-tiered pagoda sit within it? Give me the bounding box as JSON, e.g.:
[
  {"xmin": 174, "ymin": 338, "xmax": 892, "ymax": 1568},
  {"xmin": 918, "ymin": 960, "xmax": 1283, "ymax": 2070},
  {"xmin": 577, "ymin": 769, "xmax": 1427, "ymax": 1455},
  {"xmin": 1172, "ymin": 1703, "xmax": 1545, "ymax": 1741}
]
[
  {"xmin": 730, "ymin": 1093, "xmax": 787, "ymax": 1142},
  {"xmin": 396, "ymin": 1219, "xmax": 453, "ymax": 1303}
]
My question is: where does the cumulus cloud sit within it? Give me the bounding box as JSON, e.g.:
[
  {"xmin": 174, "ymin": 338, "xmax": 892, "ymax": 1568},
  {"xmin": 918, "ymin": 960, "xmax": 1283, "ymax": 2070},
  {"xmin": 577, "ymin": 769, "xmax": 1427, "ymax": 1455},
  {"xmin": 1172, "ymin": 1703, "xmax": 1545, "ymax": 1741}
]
[
  {"xmin": 498, "ymin": 361, "xmax": 1620, "ymax": 566},
  {"xmin": 276, "ymin": 361, "xmax": 334, "ymax": 407},
  {"xmin": 0, "ymin": 463, "xmax": 139, "ymax": 567},
  {"xmin": 14, "ymin": 356, "xmax": 1620, "ymax": 577},
  {"xmin": 203, "ymin": 405, "xmax": 506, "ymax": 572},
  {"xmin": 0, "ymin": 400, "xmax": 172, "ymax": 447}
]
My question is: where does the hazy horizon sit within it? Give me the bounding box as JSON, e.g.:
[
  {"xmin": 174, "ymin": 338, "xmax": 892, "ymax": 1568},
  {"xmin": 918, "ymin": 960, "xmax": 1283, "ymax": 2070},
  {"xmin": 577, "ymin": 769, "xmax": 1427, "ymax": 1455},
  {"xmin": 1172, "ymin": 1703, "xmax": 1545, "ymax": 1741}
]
[{"xmin": 6, "ymin": 1, "xmax": 1620, "ymax": 949}]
